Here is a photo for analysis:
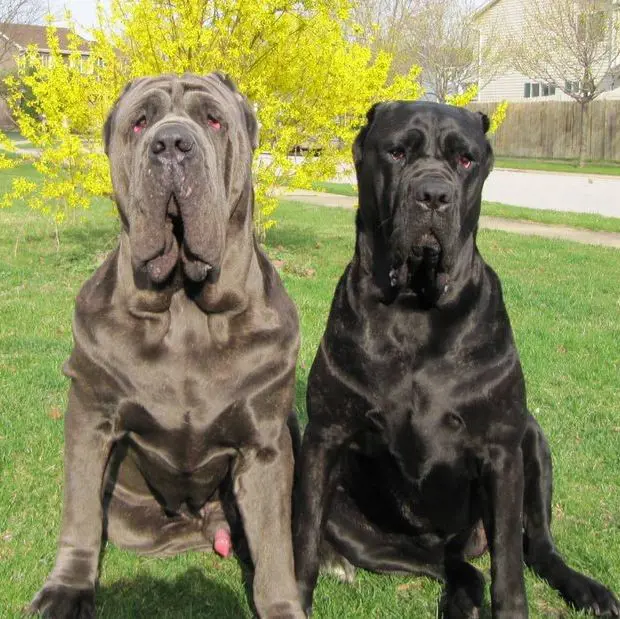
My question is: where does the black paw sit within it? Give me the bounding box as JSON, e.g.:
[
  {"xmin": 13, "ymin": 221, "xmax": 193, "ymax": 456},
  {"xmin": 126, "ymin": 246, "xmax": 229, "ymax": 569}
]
[
  {"xmin": 561, "ymin": 574, "xmax": 620, "ymax": 617},
  {"xmin": 28, "ymin": 585, "xmax": 95, "ymax": 619},
  {"xmin": 440, "ymin": 589, "xmax": 481, "ymax": 619},
  {"xmin": 440, "ymin": 563, "xmax": 485, "ymax": 619}
]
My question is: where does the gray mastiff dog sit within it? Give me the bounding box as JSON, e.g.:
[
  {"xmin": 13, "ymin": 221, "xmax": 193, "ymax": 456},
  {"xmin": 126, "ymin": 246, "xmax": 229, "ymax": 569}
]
[{"xmin": 30, "ymin": 73, "xmax": 304, "ymax": 619}]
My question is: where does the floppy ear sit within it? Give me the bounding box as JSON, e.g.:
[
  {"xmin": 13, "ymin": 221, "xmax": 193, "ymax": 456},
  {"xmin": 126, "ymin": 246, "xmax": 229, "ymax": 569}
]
[
  {"xmin": 103, "ymin": 80, "xmax": 137, "ymax": 156},
  {"xmin": 239, "ymin": 98, "xmax": 259, "ymax": 150},
  {"xmin": 478, "ymin": 111, "xmax": 490, "ymax": 134},
  {"xmin": 213, "ymin": 72, "xmax": 259, "ymax": 150},
  {"xmin": 213, "ymin": 71, "xmax": 237, "ymax": 92},
  {"xmin": 353, "ymin": 102, "xmax": 381, "ymax": 166}
]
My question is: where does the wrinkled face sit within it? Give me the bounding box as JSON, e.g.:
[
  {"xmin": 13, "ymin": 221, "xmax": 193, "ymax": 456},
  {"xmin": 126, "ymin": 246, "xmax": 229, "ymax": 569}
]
[
  {"xmin": 354, "ymin": 102, "xmax": 493, "ymax": 302},
  {"xmin": 104, "ymin": 73, "xmax": 258, "ymax": 285}
]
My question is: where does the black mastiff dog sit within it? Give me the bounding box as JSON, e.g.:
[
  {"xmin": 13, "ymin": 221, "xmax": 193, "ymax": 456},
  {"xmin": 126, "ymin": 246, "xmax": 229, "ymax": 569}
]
[
  {"xmin": 294, "ymin": 101, "xmax": 619, "ymax": 618},
  {"xmin": 30, "ymin": 74, "xmax": 305, "ymax": 619}
]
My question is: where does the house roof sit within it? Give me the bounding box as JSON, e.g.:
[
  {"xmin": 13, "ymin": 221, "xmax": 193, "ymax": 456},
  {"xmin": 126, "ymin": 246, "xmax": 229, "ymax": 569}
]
[
  {"xmin": 473, "ymin": 0, "xmax": 501, "ymax": 20},
  {"xmin": 0, "ymin": 23, "xmax": 90, "ymax": 53}
]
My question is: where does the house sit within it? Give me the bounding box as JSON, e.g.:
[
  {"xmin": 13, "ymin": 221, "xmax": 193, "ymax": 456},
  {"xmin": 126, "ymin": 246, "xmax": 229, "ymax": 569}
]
[
  {"xmin": 0, "ymin": 23, "xmax": 91, "ymax": 128},
  {"xmin": 0, "ymin": 22, "xmax": 91, "ymax": 74},
  {"xmin": 473, "ymin": 0, "xmax": 620, "ymax": 102}
]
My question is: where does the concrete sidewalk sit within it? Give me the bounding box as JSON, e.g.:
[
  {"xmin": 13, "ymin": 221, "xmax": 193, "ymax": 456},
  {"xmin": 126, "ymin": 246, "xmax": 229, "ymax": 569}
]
[{"xmin": 279, "ymin": 189, "xmax": 620, "ymax": 249}]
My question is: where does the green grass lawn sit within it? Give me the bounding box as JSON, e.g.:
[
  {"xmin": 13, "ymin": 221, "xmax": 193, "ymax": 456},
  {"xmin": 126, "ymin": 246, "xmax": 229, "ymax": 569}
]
[
  {"xmin": 0, "ymin": 199, "xmax": 618, "ymax": 618},
  {"xmin": 493, "ymin": 157, "xmax": 620, "ymax": 176}
]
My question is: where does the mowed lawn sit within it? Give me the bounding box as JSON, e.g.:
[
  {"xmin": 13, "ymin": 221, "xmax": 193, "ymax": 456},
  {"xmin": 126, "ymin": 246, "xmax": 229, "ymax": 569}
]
[{"xmin": 0, "ymin": 194, "xmax": 619, "ymax": 618}]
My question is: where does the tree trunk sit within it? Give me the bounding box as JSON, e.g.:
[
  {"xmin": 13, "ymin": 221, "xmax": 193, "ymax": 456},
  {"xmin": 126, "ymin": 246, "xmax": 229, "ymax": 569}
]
[{"xmin": 578, "ymin": 101, "xmax": 588, "ymax": 168}]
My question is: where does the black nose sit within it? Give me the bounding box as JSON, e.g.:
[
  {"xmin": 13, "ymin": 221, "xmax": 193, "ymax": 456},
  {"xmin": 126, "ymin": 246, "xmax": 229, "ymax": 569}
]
[
  {"xmin": 414, "ymin": 178, "xmax": 454, "ymax": 210},
  {"xmin": 150, "ymin": 123, "xmax": 195, "ymax": 161}
]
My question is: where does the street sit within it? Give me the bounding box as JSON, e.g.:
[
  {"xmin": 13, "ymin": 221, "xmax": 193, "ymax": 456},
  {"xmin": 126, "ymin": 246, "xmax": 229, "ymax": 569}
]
[{"xmin": 482, "ymin": 168, "xmax": 620, "ymax": 218}]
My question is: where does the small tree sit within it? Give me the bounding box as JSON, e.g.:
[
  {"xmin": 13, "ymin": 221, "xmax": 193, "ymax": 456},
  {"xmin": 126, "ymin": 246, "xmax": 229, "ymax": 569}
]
[
  {"xmin": 510, "ymin": 0, "xmax": 620, "ymax": 167},
  {"xmin": 3, "ymin": 0, "xmax": 423, "ymax": 236},
  {"xmin": 3, "ymin": 22, "xmax": 112, "ymax": 239}
]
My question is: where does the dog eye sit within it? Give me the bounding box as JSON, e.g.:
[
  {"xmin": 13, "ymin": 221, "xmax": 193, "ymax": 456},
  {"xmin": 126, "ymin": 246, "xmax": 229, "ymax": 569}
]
[
  {"xmin": 133, "ymin": 116, "xmax": 147, "ymax": 134},
  {"xmin": 207, "ymin": 115, "xmax": 221, "ymax": 130},
  {"xmin": 458, "ymin": 155, "xmax": 473, "ymax": 169},
  {"xmin": 389, "ymin": 148, "xmax": 405, "ymax": 161}
]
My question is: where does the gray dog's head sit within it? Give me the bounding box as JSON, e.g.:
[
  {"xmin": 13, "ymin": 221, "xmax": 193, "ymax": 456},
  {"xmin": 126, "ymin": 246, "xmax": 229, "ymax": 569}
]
[
  {"xmin": 104, "ymin": 73, "xmax": 258, "ymax": 286},
  {"xmin": 353, "ymin": 101, "xmax": 493, "ymax": 304}
]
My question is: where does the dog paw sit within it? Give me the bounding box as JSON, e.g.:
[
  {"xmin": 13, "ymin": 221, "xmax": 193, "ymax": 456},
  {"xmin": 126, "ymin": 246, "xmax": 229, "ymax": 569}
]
[
  {"xmin": 264, "ymin": 600, "xmax": 307, "ymax": 619},
  {"xmin": 28, "ymin": 585, "xmax": 95, "ymax": 619},
  {"xmin": 321, "ymin": 554, "xmax": 356, "ymax": 584},
  {"xmin": 439, "ymin": 589, "xmax": 481, "ymax": 619},
  {"xmin": 561, "ymin": 574, "xmax": 620, "ymax": 617},
  {"xmin": 440, "ymin": 563, "xmax": 485, "ymax": 619}
]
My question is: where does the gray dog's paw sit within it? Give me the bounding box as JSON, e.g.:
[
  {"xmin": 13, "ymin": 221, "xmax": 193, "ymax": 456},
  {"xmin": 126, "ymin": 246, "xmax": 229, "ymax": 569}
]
[
  {"xmin": 28, "ymin": 585, "xmax": 95, "ymax": 619},
  {"xmin": 263, "ymin": 600, "xmax": 307, "ymax": 619}
]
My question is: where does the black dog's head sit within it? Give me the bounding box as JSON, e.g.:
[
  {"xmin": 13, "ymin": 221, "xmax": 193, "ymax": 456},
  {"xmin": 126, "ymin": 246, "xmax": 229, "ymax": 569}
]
[
  {"xmin": 104, "ymin": 73, "xmax": 258, "ymax": 286},
  {"xmin": 353, "ymin": 101, "xmax": 493, "ymax": 304}
]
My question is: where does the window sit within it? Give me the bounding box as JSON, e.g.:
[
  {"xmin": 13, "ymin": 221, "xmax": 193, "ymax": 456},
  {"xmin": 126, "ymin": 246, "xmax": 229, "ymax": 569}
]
[{"xmin": 525, "ymin": 82, "xmax": 556, "ymax": 98}]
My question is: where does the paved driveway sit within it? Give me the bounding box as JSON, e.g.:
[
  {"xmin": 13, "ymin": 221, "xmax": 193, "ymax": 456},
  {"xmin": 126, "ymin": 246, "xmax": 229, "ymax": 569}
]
[{"xmin": 482, "ymin": 169, "xmax": 620, "ymax": 217}]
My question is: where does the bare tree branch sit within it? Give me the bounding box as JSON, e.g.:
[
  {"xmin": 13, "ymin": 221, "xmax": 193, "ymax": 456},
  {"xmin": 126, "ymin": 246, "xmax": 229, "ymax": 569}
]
[
  {"xmin": 0, "ymin": 0, "xmax": 46, "ymax": 65},
  {"xmin": 352, "ymin": 0, "xmax": 508, "ymax": 102}
]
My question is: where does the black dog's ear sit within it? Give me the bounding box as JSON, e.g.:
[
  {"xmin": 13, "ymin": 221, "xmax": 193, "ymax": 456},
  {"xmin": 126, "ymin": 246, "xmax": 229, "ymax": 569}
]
[
  {"xmin": 214, "ymin": 72, "xmax": 259, "ymax": 150},
  {"xmin": 478, "ymin": 111, "xmax": 490, "ymax": 134},
  {"xmin": 366, "ymin": 408, "xmax": 388, "ymax": 434},
  {"xmin": 103, "ymin": 80, "xmax": 137, "ymax": 156},
  {"xmin": 353, "ymin": 102, "xmax": 382, "ymax": 166}
]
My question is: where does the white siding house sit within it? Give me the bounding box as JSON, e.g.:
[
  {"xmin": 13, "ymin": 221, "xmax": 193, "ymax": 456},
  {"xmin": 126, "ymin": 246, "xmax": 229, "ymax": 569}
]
[{"xmin": 474, "ymin": 0, "xmax": 620, "ymax": 102}]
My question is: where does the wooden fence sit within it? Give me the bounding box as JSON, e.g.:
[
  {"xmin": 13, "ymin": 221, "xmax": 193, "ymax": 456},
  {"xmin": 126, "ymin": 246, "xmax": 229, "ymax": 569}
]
[{"xmin": 468, "ymin": 100, "xmax": 620, "ymax": 162}]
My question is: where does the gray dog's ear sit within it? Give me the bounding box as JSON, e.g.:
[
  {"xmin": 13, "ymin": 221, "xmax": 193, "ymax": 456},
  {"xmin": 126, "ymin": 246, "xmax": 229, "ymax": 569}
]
[
  {"xmin": 239, "ymin": 98, "xmax": 259, "ymax": 150},
  {"xmin": 477, "ymin": 111, "xmax": 490, "ymax": 134},
  {"xmin": 214, "ymin": 72, "xmax": 259, "ymax": 150},
  {"xmin": 103, "ymin": 80, "xmax": 137, "ymax": 156},
  {"xmin": 213, "ymin": 72, "xmax": 237, "ymax": 93},
  {"xmin": 353, "ymin": 102, "xmax": 381, "ymax": 166}
]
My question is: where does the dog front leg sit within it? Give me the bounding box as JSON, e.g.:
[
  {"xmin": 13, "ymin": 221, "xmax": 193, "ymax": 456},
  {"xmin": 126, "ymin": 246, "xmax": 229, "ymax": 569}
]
[
  {"xmin": 483, "ymin": 446, "xmax": 528, "ymax": 619},
  {"xmin": 233, "ymin": 423, "xmax": 305, "ymax": 619},
  {"xmin": 293, "ymin": 424, "xmax": 344, "ymax": 616},
  {"xmin": 29, "ymin": 384, "xmax": 113, "ymax": 618}
]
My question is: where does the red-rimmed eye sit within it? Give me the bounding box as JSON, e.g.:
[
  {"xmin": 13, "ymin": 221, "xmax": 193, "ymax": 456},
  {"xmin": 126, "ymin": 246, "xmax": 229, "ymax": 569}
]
[
  {"xmin": 458, "ymin": 155, "xmax": 473, "ymax": 169},
  {"xmin": 207, "ymin": 115, "xmax": 221, "ymax": 130},
  {"xmin": 389, "ymin": 148, "xmax": 405, "ymax": 161},
  {"xmin": 133, "ymin": 116, "xmax": 147, "ymax": 134}
]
